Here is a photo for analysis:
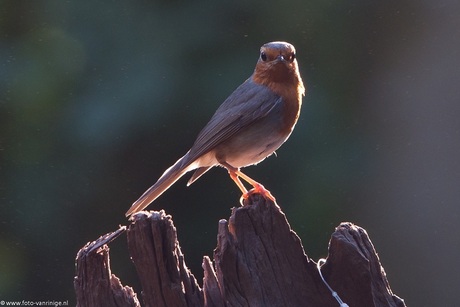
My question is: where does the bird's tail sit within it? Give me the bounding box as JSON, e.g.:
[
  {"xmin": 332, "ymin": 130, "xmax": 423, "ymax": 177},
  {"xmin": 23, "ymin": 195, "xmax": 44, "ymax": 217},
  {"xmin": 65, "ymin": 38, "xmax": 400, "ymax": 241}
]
[{"xmin": 125, "ymin": 154, "xmax": 193, "ymax": 216}]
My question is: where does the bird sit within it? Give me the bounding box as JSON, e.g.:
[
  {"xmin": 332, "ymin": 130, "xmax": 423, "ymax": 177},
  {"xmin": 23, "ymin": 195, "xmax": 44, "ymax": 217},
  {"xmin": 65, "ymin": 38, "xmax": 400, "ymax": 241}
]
[{"xmin": 126, "ymin": 41, "xmax": 305, "ymax": 216}]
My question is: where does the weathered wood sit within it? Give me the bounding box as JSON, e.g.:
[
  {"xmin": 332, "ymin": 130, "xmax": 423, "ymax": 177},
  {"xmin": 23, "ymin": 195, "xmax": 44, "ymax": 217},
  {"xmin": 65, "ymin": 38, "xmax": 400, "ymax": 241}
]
[
  {"xmin": 202, "ymin": 256, "xmax": 225, "ymax": 307},
  {"xmin": 320, "ymin": 222, "xmax": 406, "ymax": 307},
  {"xmin": 74, "ymin": 226, "xmax": 140, "ymax": 307},
  {"xmin": 209, "ymin": 193, "xmax": 332, "ymax": 306},
  {"xmin": 127, "ymin": 211, "xmax": 203, "ymax": 307},
  {"xmin": 206, "ymin": 194, "xmax": 406, "ymax": 306},
  {"xmin": 74, "ymin": 194, "xmax": 406, "ymax": 307}
]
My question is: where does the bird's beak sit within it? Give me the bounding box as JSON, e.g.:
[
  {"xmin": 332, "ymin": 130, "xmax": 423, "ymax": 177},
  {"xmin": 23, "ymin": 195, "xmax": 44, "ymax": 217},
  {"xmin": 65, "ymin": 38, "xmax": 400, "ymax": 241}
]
[{"xmin": 276, "ymin": 55, "xmax": 285, "ymax": 62}]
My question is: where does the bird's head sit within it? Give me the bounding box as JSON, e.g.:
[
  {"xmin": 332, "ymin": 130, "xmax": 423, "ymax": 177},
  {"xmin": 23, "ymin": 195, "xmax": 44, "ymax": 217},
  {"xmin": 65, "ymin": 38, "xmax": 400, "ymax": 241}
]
[{"xmin": 253, "ymin": 41, "xmax": 305, "ymax": 96}]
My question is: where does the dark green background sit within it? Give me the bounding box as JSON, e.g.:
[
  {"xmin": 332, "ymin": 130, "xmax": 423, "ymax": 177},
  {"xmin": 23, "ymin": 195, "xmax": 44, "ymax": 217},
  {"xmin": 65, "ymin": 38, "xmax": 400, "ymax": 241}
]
[{"xmin": 2, "ymin": 1, "xmax": 459, "ymax": 306}]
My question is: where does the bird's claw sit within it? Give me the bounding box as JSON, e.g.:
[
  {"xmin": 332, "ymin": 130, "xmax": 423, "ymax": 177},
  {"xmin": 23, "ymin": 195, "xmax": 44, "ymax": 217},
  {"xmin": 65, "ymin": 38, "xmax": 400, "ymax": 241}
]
[{"xmin": 239, "ymin": 183, "xmax": 276, "ymax": 206}]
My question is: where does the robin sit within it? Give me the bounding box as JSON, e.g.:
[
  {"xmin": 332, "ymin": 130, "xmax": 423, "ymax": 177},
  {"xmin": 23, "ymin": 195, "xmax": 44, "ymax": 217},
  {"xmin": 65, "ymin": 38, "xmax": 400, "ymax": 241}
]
[{"xmin": 126, "ymin": 41, "xmax": 305, "ymax": 216}]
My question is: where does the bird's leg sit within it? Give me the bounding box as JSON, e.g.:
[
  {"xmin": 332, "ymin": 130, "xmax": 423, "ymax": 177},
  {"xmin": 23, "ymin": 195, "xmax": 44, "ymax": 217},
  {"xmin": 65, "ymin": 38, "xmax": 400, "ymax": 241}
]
[
  {"xmin": 228, "ymin": 169, "xmax": 249, "ymax": 194},
  {"xmin": 225, "ymin": 165, "xmax": 250, "ymax": 206},
  {"xmin": 221, "ymin": 162, "xmax": 276, "ymax": 203},
  {"xmin": 236, "ymin": 170, "xmax": 276, "ymax": 202}
]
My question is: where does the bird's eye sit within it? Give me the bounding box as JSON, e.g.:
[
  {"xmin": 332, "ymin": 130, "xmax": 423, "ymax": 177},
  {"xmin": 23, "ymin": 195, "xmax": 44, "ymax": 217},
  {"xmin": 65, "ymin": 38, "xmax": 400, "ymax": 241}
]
[
  {"xmin": 260, "ymin": 52, "xmax": 267, "ymax": 61},
  {"xmin": 288, "ymin": 53, "xmax": 296, "ymax": 62}
]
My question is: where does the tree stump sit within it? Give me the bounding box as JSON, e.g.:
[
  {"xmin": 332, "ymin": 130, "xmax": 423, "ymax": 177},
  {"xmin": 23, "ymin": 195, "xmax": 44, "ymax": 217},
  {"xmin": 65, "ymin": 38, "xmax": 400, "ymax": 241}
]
[
  {"xmin": 74, "ymin": 194, "xmax": 406, "ymax": 307},
  {"xmin": 74, "ymin": 227, "xmax": 140, "ymax": 307}
]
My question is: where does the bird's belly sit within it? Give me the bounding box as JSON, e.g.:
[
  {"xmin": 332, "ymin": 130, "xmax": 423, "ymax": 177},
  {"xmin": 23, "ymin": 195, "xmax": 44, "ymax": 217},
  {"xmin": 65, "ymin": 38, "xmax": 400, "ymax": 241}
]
[
  {"xmin": 214, "ymin": 123, "xmax": 290, "ymax": 168},
  {"xmin": 225, "ymin": 141, "xmax": 283, "ymax": 167}
]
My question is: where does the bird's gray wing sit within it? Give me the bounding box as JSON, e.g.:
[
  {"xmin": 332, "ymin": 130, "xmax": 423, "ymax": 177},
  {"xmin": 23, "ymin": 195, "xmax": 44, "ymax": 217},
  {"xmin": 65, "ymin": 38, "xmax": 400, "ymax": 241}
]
[{"xmin": 187, "ymin": 77, "xmax": 282, "ymax": 162}]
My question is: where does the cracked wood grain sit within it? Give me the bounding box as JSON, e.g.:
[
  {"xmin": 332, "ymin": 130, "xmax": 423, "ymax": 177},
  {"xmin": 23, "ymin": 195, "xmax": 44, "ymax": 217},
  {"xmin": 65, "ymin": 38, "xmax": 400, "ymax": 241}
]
[{"xmin": 75, "ymin": 194, "xmax": 406, "ymax": 307}]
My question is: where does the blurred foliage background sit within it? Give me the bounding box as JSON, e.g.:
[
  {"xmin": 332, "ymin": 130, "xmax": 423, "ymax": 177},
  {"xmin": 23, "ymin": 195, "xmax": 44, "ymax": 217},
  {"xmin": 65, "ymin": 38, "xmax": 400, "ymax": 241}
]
[{"xmin": 1, "ymin": 0, "xmax": 460, "ymax": 305}]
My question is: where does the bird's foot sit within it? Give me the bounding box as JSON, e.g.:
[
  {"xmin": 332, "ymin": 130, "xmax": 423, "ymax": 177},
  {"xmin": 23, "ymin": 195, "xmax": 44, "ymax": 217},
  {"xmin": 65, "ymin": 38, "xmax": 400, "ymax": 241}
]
[{"xmin": 240, "ymin": 183, "xmax": 276, "ymax": 206}]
